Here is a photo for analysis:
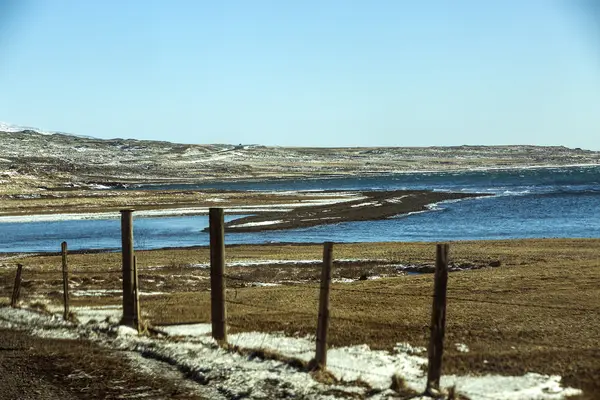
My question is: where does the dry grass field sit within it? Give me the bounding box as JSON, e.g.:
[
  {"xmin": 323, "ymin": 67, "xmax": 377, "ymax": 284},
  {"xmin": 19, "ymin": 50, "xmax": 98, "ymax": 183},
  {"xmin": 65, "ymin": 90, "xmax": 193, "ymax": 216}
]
[{"xmin": 1, "ymin": 238, "xmax": 599, "ymax": 397}]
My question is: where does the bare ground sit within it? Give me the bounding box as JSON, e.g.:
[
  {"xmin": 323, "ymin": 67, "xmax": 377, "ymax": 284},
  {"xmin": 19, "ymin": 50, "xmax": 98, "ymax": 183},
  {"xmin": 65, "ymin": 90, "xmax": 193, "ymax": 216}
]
[{"xmin": 0, "ymin": 328, "xmax": 205, "ymax": 399}]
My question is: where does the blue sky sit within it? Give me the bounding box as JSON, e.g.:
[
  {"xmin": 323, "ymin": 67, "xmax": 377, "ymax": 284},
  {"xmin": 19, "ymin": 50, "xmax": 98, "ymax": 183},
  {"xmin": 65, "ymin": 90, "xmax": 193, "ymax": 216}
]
[{"xmin": 0, "ymin": 0, "xmax": 599, "ymax": 148}]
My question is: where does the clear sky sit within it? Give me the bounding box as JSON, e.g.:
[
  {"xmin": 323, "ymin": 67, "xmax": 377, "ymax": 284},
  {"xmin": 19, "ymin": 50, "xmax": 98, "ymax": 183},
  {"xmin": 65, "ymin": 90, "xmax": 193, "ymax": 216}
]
[{"xmin": 0, "ymin": 0, "xmax": 599, "ymax": 148}]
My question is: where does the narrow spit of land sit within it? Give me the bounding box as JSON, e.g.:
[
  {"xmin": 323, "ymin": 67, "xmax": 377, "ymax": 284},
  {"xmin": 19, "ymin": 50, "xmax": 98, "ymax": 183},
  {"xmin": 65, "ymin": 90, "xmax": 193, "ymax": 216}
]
[
  {"xmin": 1, "ymin": 239, "xmax": 599, "ymax": 398},
  {"xmin": 222, "ymin": 190, "xmax": 482, "ymax": 232},
  {"xmin": 0, "ymin": 189, "xmax": 484, "ymax": 231}
]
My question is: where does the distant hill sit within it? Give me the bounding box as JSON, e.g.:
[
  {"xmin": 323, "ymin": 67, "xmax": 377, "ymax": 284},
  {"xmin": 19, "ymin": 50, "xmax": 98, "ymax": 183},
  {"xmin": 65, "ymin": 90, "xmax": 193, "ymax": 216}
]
[{"xmin": 1, "ymin": 123, "xmax": 599, "ymax": 193}]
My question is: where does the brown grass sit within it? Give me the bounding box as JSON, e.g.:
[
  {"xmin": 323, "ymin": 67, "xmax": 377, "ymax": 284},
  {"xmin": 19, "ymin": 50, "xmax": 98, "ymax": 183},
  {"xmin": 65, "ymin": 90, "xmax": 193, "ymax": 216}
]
[
  {"xmin": 390, "ymin": 374, "xmax": 420, "ymax": 397},
  {"xmin": 3, "ymin": 238, "xmax": 600, "ymax": 396}
]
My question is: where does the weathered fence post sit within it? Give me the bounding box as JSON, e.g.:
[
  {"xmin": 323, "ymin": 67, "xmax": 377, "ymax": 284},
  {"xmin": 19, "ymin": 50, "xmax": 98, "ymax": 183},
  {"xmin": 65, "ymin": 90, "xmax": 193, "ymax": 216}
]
[
  {"xmin": 133, "ymin": 255, "xmax": 141, "ymax": 332},
  {"xmin": 315, "ymin": 241, "xmax": 333, "ymax": 369},
  {"xmin": 425, "ymin": 243, "xmax": 449, "ymax": 395},
  {"xmin": 209, "ymin": 207, "xmax": 227, "ymax": 342},
  {"xmin": 120, "ymin": 209, "xmax": 136, "ymax": 327},
  {"xmin": 61, "ymin": 241, "xmax": 70, "ymax": 320},
  {"xmin": 11, "ymin": 264, "xmax": 23, "ymax": 308}
]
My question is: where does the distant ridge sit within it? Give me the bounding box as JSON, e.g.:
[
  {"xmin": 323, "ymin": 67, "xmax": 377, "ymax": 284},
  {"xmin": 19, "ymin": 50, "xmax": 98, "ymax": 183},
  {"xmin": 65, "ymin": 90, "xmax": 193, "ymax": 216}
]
[
  {"xmin": 1, "ymin": 121, "xmax": 600, "ymax": 194},
  {"xmin": 0, "ymin": 121, "xmax": 95, "ymax": 139}
]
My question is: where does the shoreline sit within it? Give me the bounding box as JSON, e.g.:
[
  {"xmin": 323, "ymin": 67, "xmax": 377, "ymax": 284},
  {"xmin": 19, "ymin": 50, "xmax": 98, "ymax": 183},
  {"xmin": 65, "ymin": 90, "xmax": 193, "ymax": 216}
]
[
  {"xmin": 3, "ymin": 236, "xmax": 599, "ymax": 257},
  {"xmin": 108, "ymin": 162, "xmax": 600, "ymax": 188}
]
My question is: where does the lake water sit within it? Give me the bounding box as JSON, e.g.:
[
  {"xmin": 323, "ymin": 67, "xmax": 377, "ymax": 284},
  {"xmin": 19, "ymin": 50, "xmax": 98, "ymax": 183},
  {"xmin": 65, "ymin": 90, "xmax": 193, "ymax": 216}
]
[{"xmin": 1, "ymin": 165, "xmax": 599, "ymax": 253}]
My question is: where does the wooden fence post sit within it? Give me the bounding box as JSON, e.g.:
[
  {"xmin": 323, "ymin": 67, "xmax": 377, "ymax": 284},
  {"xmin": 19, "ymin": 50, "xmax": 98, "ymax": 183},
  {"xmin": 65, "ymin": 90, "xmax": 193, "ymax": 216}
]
[
  {"xmin": 120, "ymin": 209, "xmax": 135, "ymax": 327},
  {"xmin": 11, "ymin": 264, "xmax": 23, "ymax": 308},
  {"xmin": 61, "ymin": 242, "xmax": 70, "ymax": 320},
  {"xmin": 425, "ymin": 243, "xmax": 449, "ymax": 395},
  {"xmin": 133, "ymin": 255, "xmax": 141, "ymax": 332},
  {"xmin": 209, "ymin": 208, "xmax": 227, "ymax": 342},
  {"xmin": 315, "ymin": 241, "xmax": 333, "ymax": 369}
]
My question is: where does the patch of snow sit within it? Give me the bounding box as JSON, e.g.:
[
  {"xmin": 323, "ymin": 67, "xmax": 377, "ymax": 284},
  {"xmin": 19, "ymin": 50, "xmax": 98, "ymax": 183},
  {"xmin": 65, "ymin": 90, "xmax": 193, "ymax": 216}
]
[
  {"xmin": 258, "ymin": 191, "xmax": 361, "ymax": 198},
  {"xmin": 158, "ymin": 323, "xmax": 213, "ymax": 337},
  {"xmin": 442, "ymin": 374, "xmax": 581, "ymax": 400},
  {"xmin": 226, "ymin": 207, "xmax": 294, "ymax": 213},
  {"xmin": 350, "ymin": 201, "xmax": 379, "ymax": 208},
  {"xmin": 386, "ymin": 195, "xmax": 409, "ymax": 204},
  {"xmin": 332, "ymin": 278, "xmax": 355, "ymax": 283},
  {"xmin": 303, "ymin": 196, "xmax": 367, "ymax": 206},
  {"xmin": 229, "ymin": 220, "xmax": 283, "ymax": 228},
  {"xmin": 116, "ymin": 325, "xmax": 139, "ymax": 336},
  {"xmin": 300, "ymin": 216, "xmax": 341, "ymax": 221},
  {"xmin": 229, "ymin": 333, "xmax": 581, "ymax": 399},
  {"xmin": 0, "ymin": 307, "xmax": 584, "ymax": 400},
  {"xmin": 71, "ymin": 289, "xmax": 122, "ymax": 297},
  {"xmin": 88, "ymin": 183, "xmax": 112, "ymax": 189},
  {"xmin": 0, "ymin": 121, "xmax": 54, "ymax": 135},
  {"xmin": 188, "ymin": 258, "xmax": 387, "ymax": 268},
  {"xmin": 455, "ymin": 343, "xmax": 470, "ymax": 353},
  {"xmin": 394, "ymin": 342, "xmax": 426, "ymax": 355},
  {"xmin": 247, "ymin": 282, "xmax": 281, "ymax": 287}
]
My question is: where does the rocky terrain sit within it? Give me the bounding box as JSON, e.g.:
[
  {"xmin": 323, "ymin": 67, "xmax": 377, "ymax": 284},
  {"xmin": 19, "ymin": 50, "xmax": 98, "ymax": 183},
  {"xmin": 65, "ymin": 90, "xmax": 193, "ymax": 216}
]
[{"xmin": 1, "ymin": 126, "xmax": 600, "ymax": 194}]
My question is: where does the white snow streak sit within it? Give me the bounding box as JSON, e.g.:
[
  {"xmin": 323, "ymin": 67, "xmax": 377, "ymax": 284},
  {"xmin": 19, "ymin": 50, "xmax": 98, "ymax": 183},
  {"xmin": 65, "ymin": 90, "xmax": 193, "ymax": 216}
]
[
  {"xmin": 229, "ymin": 219, "xmax": 283, "ymax": 228},
  {"xmin": 0, "ymin": 306, "xmax": 583, "ymax": 399}
]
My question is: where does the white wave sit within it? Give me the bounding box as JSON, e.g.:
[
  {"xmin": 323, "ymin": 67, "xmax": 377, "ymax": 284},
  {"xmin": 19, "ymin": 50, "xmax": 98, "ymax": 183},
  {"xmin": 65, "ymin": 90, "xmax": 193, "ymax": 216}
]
[
  {"xmin": 501, "ymin": 190, "xmax": 532, "ymax": 196},
  {"xmin": 385, "ymin": 163, "xmax": 600, "ymax": 176}
]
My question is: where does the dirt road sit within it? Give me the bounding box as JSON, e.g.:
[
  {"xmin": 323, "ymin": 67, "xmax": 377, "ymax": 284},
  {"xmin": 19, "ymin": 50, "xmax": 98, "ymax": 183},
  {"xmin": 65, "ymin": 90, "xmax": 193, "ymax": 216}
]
[{"xmin": 0, "ymin": 328, "xmax": 204, "ymax": 399}]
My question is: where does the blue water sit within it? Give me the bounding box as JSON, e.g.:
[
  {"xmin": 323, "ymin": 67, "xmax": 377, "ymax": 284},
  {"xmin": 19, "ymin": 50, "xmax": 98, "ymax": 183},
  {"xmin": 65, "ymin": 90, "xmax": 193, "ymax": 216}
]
[
  {"xmin": 131, "ymin": 165, "xmax": 600, "ymax": 195},
  {"xmin": 1, "ymin": 165, "xmax": 599, "ymax": 253}
]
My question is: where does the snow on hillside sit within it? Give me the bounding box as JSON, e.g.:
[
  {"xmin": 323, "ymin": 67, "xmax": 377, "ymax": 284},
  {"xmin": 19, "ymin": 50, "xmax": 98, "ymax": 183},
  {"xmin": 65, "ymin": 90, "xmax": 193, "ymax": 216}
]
[
  {"xmin": 0, "ymin": 121, "xmax": 56, "ymax": 135},
  {"xmin": 0, "ymin": 306, "xmax": 582, "ymax": 399},
  {"xmin": 2, "ymin": 120, "xmax": 600, "ymax": 193}
]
